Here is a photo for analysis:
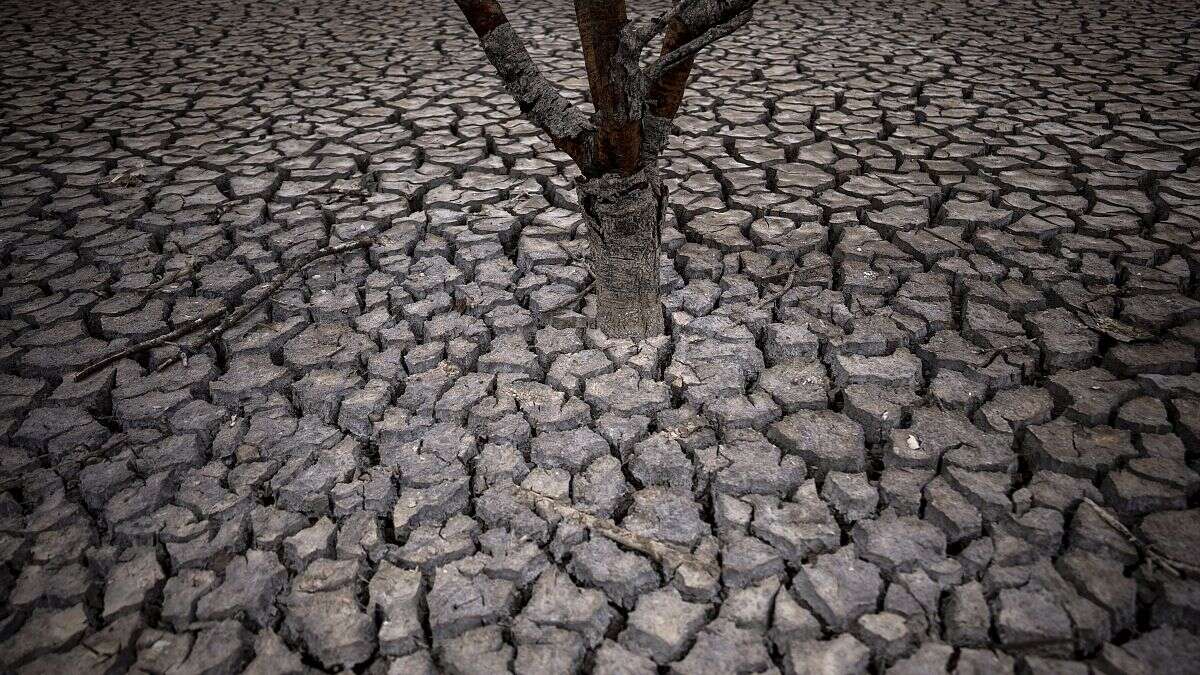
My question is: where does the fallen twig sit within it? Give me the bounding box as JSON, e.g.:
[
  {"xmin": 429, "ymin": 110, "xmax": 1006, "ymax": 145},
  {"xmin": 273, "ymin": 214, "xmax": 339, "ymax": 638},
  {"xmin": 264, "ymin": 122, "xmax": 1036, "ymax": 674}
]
[
  {"xmin": 1082, "ymin": 498, "xmax": 1200, "ymax": 577},
  {"xmin": 755, "ymin": 268, "xmax": 794, "ymax": 284},
  {"xmin": 103, "ymin": 161, "xmax": 146, "ymax": 188},
  {"xmin": 153, "ymin": 237, "xmax": 374, "ymax": 372},
  {"xmin": 644, "ymin": 9, "xmax": 754, "ymax": 84},
  {"xmin": 310, "ymin": 172, "xmax": 379, "ymax": 202},
  {"xmin": 1076, "ymin": 313, "xmax": 1154, "ymax": 343},
  {"xmin": 73, "ymin": 310, "xmax": 224, "ymax": 381},
  {"xmin": 981, "ymin": 342, "xmax": 1029, "ymax": 370},
  {"xmin": 147, "ymin": 259, "xmax": 197, "ymax": 293},
  {"xmin": 537, "ymin": 281, "xmax": 595, "ymax": 317},
  {"xmin": 510, "ymin": 484, "xmax": 719, "ymax": 576},
  {"xmin": 146, "ymin": 242, "xmax": 201, "ymax": 293},
  {"xmin": 75, "ymin": 237, "xmax": 373, "ymax": 381},
  {"xmin": 754, "ymin": 268, "xmax": 796, "ymax": 308}
]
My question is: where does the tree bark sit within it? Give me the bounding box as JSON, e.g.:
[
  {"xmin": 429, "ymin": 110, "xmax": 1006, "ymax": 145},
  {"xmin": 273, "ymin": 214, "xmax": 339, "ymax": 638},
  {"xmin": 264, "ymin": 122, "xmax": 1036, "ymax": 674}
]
[
  {"xmin": 454, "ymin": 0, "xmax": 595, "ymax": 167},
  {"xmin": 576, "ymin": 168, "xmax": 666, "ymax": 338},
  {"xmin": 647, "ymin": 16, "xmax": 695, "ymax": 123},
  {"xmin": 452, "ymin": 0, "xmax": 761, "ymax": 340},
  {"xmin": 574, "ymin": 0, "xmax": 641, "ymax": 176},
  {"xmin": 648, "ymin": 0, "xmax": 757, "ymax": 123}
]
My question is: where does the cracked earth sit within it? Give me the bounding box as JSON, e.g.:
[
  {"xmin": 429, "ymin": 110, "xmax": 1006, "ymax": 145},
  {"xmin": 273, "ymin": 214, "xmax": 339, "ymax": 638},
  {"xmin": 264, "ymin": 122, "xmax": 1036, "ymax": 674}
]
[{"xmin": 2, "ymin": 0, "xmax": 1200, "ymax": 673}]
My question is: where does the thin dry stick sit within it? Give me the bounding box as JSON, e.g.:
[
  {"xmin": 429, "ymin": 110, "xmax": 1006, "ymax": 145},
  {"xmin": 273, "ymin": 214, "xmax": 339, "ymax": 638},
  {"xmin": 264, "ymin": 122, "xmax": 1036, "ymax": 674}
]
[
  {"xmin": 511, "ymin": 484, "xmax": 719, "ymax": 576},
  {"xmin": 145, "ymin": 242, "xmax": 187, "ymax": 291},
  {"xmin": 153, "ymin": 237, "xmax": 374, "ymax": 372},
  {"xmin": 73, "ymin": 310, "xmax": 224, "ymax": 381},
  {"xmin": 75, "ymin": 237, "xmax": 373, "ymax": 381},
  {"xmin": 755, "ymin": 267, "xmax": 794, "ymax": 284},
  {"xmin": 537, "ymin": 281, "xmax": 596, "ymax": 317},
  {"xmin": 73, "ymin": 248, "xmax": 214, "ymax": 379},
  {"xmin": 1077, "ymin": 313, "xmax": 1154, "ymax": 343},
  {"xmin": 147, "ymin": 247, "xmax": 207, "ymax": 294},
  {"xmin": 981, "ymin": 342, "xmax": 1028, "ymax": 370},
  {"xmin": 147, "ymin": 260, "xmax": 196, "ymax": 293},
  {"xmin": 1082, "ymin": 498, "xmax": 1200, "ymax": 577},
  {"xmin": 754, "ymin": 268, "xmax": 796, "ymax": 308}
]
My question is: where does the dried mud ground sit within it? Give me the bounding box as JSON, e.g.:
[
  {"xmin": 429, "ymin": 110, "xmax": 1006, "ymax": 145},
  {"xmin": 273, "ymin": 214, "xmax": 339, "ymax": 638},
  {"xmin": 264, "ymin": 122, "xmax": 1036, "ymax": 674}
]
[{"xmin": 1, "ymin": 0, "xmax": 1200, "ymax": 673}]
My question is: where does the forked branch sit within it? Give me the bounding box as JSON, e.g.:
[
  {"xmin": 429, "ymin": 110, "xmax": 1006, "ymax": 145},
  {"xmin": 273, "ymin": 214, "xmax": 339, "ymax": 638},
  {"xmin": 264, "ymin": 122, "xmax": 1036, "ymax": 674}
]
[
  {"xmin": 575, "ymin": 0, "xmax": 643, "ymax": 175},
  {"xmin": 618, "ymin": 0, "xmax": 689, "ymax": 62},
  {"xmin": 644, "ymin": 9, "xmax": 753, "ymax": 84},
  {"xmin": 452, "ymin": 0, "xmax": 760, "ymax": 174},
  {"xmin": 647, "ymin": 0, "xmax": 759, "ymax": 122},
  {"xmin": 454, "ymin": 0, "xmax": 595, "ymax": 167}
]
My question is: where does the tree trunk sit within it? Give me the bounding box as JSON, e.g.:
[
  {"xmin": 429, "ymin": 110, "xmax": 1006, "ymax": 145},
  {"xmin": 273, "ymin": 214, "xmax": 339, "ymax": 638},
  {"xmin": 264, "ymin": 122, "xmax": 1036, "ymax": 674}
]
[
  {"xmin": 454, "ymin": 0, "xmax": 760, "ymax": 339},
  {"xmin": 576, "ymin": 168, "xmax": 666, "ymax": 339}
]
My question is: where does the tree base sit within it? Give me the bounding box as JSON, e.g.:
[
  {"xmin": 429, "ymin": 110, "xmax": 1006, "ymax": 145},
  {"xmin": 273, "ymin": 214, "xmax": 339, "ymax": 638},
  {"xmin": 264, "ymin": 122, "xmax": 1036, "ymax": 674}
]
[{"xmin": 576, "ymin": 168, "xmax": 666, "ymax": 339}]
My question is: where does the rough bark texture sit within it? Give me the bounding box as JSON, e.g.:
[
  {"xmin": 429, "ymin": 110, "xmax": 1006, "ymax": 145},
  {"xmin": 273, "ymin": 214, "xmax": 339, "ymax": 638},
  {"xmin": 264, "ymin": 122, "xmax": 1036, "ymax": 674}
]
[
  {"xmin": 648, "ymin": 18, "xmax": 696, "ymax": 122},
  {"xmin": 457, "ymin": 0, "xmax": 595, "ymax": 166},
  {"xmin": 576, "ymin": 168, "xmax": 667, "ymax": 339},
  {"xmin": 574, "ymin": 0, "xmax": 641, "ymax": 176},
  {"xmin": 479, "ymin": 23, "xmax": 595, "ymax": 167},
  {"xmin": 639, "ymin": 113, "xmax": 673, "ymax": 161},
  {"xmin": 649, "ymin": 0, "xmax": 758, "ymax": 121}
]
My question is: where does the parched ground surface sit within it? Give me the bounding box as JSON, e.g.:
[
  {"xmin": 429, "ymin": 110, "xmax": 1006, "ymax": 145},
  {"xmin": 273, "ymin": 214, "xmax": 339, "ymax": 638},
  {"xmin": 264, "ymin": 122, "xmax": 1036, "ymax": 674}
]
[{"xmin": 1, "ymin": 0, "xmax": 1199, "ymax": 672}]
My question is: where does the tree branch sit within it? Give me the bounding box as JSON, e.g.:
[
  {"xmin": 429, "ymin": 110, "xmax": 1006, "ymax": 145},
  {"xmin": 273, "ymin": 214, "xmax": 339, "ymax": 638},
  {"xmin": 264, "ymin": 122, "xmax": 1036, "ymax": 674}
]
[
  {"xmin": 153, "ymin": 238, "xmax": 374, "ymax": 373},
  {"xmin": 645, "ymin": 9, "xmax": 753, "ymax": 84},
  {"xmin": 454, "ymin": 0, "xmax": 595, "ymax": 169},
  {"xmin": 74, "ymin": 238, "xmax": 374, "ymax": 381},
  {"xmin": 511, "ymin": 484, "xmax": 718, "ymax": 576},
  {"xmin": 72, "ymin": 311, "xmax": 223, "ymax": 381},
  {"xmin": 617, "ymin": 4, "xmax": 679, "ymax": 63},
  {"xmin": 1082, "ymin": 498, "xmax": 1200, "ymax": 577},
  {"xmin": 646, "ymin": 0, "xmax": 758, "ymax": 123},
  {"xmin": 537, "ymin": 281, "xmax": 594, "ymax": 318},
  {"xmin": 753, "ymin": 266, "xmax": 797, "ymax": 308},
  {"xmin": 575, "ymin": 0, "xmax": 642, "ymax": 176}
]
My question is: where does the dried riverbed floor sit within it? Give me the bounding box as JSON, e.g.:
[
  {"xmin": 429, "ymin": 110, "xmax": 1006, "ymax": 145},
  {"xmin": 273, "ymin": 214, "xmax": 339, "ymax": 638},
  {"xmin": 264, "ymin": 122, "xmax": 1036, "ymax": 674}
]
[{"xmin": 1, "ymin": 0, "xmax": 1199, "ymax": 673}]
